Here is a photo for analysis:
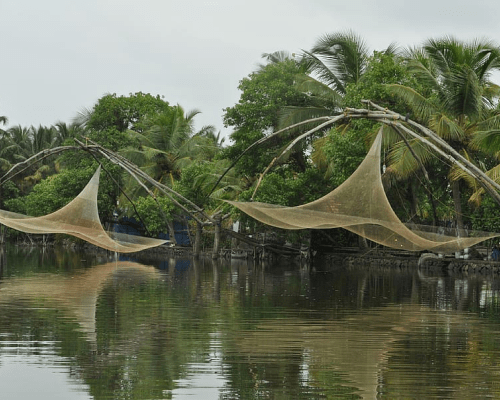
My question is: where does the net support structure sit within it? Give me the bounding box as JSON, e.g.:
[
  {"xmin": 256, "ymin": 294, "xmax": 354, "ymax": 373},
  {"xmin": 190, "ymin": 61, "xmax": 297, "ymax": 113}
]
[
  {"xmin": 228, "ymin": 130, "xmax": 499, "ymax": 253},
  {"xmin": 0, "ymin": 166, "xmax": 167, "ymax": 253}
]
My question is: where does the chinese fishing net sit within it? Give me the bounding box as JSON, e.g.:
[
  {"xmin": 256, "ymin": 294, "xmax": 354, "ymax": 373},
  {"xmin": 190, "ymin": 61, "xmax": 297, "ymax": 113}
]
[
  {"xmin": 0, "ymin": 166, "xmax": 167, "ymax": 253},
  {"xmin": 227, "ymin": 129, "xmax": 500, "ymax": 253}
]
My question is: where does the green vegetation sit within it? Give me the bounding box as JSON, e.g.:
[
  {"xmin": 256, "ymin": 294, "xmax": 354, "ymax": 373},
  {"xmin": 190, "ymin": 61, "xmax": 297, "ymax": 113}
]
[{"xmin": 2, "ymin": 32, "xmax": 500, "ymax": 250}]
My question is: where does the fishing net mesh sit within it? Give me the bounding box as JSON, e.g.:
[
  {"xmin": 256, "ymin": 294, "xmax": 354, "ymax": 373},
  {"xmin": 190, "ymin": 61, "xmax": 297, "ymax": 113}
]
[
  {"xmin": 228, "ymin": 130, "xmax": 499, "ymax": 253},
  {"xmin": 0, "ymin": 166, "xmax": 166, "ymax": 253}
]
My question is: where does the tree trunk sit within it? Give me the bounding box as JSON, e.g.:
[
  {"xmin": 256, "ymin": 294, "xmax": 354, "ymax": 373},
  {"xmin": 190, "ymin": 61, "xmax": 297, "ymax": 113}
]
[
  {"xmin": 212, "ymin": 217, "xmax": 221, "ymax": 259},
  {"xmin": 166, "ymin": 220, "xmax": 177, "ymax": 246},
  {"xmin": 358, "ymin": 235, "xmax": 368, "ymax": 250},
  {"xmin": 185, "ymin": 217, "xmax": 194, "ymax": 246},
  {"xmin": 452, "ymin": 180, "xmax": 465, "ymax": 235},
  {"xmin": 428, "ymin": 190, "xmax": 439, "ymax": 227},
  {"xmin": 409, "ymin": 180, "xmax": 419, "ymax": 219},
  {"xmin": 193, "ymin": 221, "xmax": 203, "ymax": 257},
  {"xmin": 0, "ymin": 246, "xmax": 4, "ymax": 278}
]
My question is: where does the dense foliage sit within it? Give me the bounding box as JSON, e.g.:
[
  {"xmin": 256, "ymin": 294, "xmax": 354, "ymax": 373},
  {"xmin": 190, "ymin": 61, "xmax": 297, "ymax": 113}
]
[
  {"xmin": 222, "ymin": 57, "xmax": 313, "ymax": 177},
  {"xmin": 3, "ymin": 33, "xmax": 500, "ymax": 249}
]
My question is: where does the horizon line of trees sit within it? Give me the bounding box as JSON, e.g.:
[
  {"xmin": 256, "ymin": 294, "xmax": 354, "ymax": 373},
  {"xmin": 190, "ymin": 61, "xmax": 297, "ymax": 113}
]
[{"xmin": 3, "ymin": 31, "xmax": 500, "ymax": 251}]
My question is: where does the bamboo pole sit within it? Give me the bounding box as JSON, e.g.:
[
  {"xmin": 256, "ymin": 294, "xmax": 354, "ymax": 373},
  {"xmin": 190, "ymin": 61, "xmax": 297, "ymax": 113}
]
[
  {"xmin": 194, "ymin": 221, "xmax": 203, "ymax": 257},
  {"xmin": 0, "ymin": 146, "xmax": 78, "ymax": 184},
  {"xmin": 360, "ymin": 100, "xmax": 500, "ymax": 195},
  {"xmin": 85, "ymin": 140, "xmax": 211, "ymax": 223},
  {"xmin": 251, "ymin": 116, "xmax": 343, "ymax": 200},
  {"xmin": 212, "ymin": 216, "xmax": 221, "ymax": 259},
  {"xmin": 245, "ymin": 101, "xmax": 500, "ymax": 208},
  {"xmin": 4, "ymin": 100, "xmax": 500, "ymax": 244},
  {"xmin": 208, "ymin": 116, "xmax": 334, "ymax": 198},
  {"xmin": 0, "ymin": 141, "xmax": 216, "ymax": 243},
  {"xmin": 344, "ymin": 106, "xmax": 500, "ymax": 206}
]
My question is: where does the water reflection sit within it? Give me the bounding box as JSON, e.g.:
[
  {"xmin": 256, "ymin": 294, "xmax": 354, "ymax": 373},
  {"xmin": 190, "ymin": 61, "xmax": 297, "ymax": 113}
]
[
  {"xmin": 0, "ymin": 260, "xmax": 161, "ymax": 344},
  {"xmin": 0, "ymin": 246, "xmax": 4, "ymax": 279},
  {"xmin": 1, "ymin": 249, "xmax": 500, "ymax": 399},
  {"xmin": 1, "ymin": 354, "xmax": 92, "ymax": 400}
]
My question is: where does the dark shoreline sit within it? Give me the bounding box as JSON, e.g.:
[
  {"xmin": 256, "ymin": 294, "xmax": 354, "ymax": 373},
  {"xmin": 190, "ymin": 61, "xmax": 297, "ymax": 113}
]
[
  {"xmin": 4, "ymin": 240, "xmax": 500, "ymax": 277},
  {"xmin": 322, "ymin": 250, "xmax": 500, "ymax": 276}
]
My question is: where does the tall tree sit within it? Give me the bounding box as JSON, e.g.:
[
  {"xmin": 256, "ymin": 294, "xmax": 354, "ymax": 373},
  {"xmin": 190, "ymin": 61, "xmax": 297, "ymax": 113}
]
[
  {"xmin": 388, "ymin": 36, "xmax": 500, "ymax": 230},
  {"xmin": 121, "ymin": 105, "xmax": 213, "ymax": 186},
  {"xmin": 302, "ymin": 30, "xmax": 370, "ymax": 96},
  {"xmin": 286, "ymin": 31, "xmax": 398, "ymax": 126},
  {"xmin": 118, "ymin": 104, "xmax": 222, "ymax": 243},
  {"xmin": 0, "ymin": 115, "xmax": 7, "ymax": 136},
  {"xmin": 222, "ymin": 54, "xmax": 313, "ymax": 178},
  {"xmin": 86, "ymin": 92, "xmax": 171, "ymax": 133}
]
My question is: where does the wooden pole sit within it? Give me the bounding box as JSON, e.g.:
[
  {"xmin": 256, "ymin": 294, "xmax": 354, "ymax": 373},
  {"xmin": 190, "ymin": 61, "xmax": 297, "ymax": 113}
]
[
  {"xmin": 212, "ymin": 215, "xmax": 222, "ymax": 259},
  {"xmin": 194, "ymin": 221, "xmax": 203, "ymax": 258}
]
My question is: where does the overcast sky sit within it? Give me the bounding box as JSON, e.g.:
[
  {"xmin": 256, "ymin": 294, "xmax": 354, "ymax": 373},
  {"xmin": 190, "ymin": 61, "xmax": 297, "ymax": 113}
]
[{"xmin": 2, "ymin": 0, "xmax": 500, "ymax": 140}]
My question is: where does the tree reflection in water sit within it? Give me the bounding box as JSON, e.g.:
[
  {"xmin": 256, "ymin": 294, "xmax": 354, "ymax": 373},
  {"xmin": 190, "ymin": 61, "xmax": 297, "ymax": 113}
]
[{"xmin": 1, "ymin": 249, "xmax": 500, "ymax": 399}]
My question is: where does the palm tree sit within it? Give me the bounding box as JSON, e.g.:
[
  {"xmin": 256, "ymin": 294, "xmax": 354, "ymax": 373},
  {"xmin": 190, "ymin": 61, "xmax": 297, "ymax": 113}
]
[
  {"xmin": 30, "ymin": 125, "xmax": 58, "ymax": 154},
  {"xmin": 264, "ymin": 33, "xmax": 401, "ymax": 199},
  {"xmin": 0, "ymin": 116, "xmax": 11, "ymax": 171},
  {"xmin": 2, "ymin": 125, "xmax": 32, "ymax": 163},
  {"xmin": 120, "ymin": 105, "xmax": 225, "ymax": 244},
  {"xmin": 281, "ymin": 31, "xmax": 399, "ymax": 127},
  {"xmin": 387, "ymin": 36, "xmax": 500, "ymax": 230},
  {"xmin": 0, "ymin": 116, "xmax": 7, "ymax": 134},
  {"xmin": 303, "ymin": 30, "xmax": 371, "ymax": 96},
  {"xmin": 121, "ymin": 105, "xmax": 206, "ymax": 186},
  {"xmin": 53, "ymin": 121, "xmax": 86, "ymax": 146},
  {"xmin": 0, "ymin": 122, "xmax": 85, "ymax": 189}
]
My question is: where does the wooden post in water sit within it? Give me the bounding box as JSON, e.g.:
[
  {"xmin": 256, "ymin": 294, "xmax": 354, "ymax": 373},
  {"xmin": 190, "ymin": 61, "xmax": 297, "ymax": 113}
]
[
  {"xmin": 212, "ymin": 215, "xmax": 222, "ymax": 259},
  {"xmin": 0, "ymin": 245, "xmax": 4, "ymax": 278},
  {"xmin": 193, "ymin": 221, "xmax": 203, "ymax": 258}
]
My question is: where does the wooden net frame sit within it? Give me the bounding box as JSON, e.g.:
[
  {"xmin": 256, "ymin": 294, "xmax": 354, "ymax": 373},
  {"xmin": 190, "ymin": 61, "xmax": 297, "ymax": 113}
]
[
  {"xmin": 228, "ymin": 130, "xmax": 499, "ymax": 253},
  {"xmin": 0, "ymin": 166, "xmax": 167, "ymax": 253}
]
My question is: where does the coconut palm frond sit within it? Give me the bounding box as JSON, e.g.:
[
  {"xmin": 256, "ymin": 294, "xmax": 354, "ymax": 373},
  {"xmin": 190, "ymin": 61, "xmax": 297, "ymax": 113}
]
[
  {"xmin": 209, "ymin": 185, "xmax": 244, "ymax": 200},
  {"xmin": 309, "ymin": 30, "xmax": 369, "ymax": 86},
  {"xmin": 301, "ymin": 50, "xmax": 346, "ymax": 94},
  {"xmin": 476, "ymin": 109, "xmax": 500, "ymax": 130},
  {"xmin": 386, "ymin": 138, "xmax": 435, "ymax": 179},
  {"xmin": 380, "ymin": 125, "xmax": 407, "ymax": 147},
  {"xmin": 384, "ymin": 42, "xmax": 401, "ymax": 56},
  {"xmin": 445, "ymin": 66, "xmax": 483, "ymax": 118},
  {"xmin": 294, "ymin": 74, "xmax": 343, "ymax": 103},
  {"xmin": 387, "ymin": 84, "xmax": 436, "ymax": 122},
  {"xmin": 481, "ymin": 83, "xmax": 500, "ymax": 106},
  {"xmin": 484, "ymin": 163, "xmax": 500, "ymax": 182},
  {"xmin": 469, "ymin": 129, "xmax": 500, "ymax": 156},
  {"xmin": 429, "ymin": 113, "xmax": 465, "ymax": 141},
  {"xmin": 310, "ymin": 136, "xmax": 332, "ymax": 175},
  {"xmin": 405, "ymin": 58, "xmax": 443, "ymax": 97},
  {"xmin": 261, "ymin": 51, "xmax": 294, "ymax": 66},
  {"xmin": 125, "ymin": 129, "xmax": 155, "ymax": 148},
  {"xmin": 468, "ymin": 162, "xmax": 500, "ymax": 205},
  {"xmin": 449, "ymin": 149, "xmax": 480, "ymax": 187}
]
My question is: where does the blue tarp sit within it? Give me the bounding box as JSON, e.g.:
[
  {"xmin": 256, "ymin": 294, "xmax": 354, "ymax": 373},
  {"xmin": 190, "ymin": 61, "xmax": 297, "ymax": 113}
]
[{"xmin": 112, "ymin": 216, "xmax": 190, "ymax": 246}]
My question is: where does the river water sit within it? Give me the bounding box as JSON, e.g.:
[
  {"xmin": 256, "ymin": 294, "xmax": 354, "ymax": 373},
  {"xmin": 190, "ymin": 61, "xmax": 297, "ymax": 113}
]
[{"xmin": 1, "ymin": 245, "xmax": 500, "ymax": 399}]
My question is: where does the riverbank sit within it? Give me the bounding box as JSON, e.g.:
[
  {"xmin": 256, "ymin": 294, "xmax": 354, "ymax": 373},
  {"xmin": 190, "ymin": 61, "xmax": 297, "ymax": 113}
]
[
  {"xmin": 5, "ymin": 238, "xmax": 500, "ymax": 277},
  {"xmin": 321, "ymin": 249, "xmax": 500, "ymax": 277}
]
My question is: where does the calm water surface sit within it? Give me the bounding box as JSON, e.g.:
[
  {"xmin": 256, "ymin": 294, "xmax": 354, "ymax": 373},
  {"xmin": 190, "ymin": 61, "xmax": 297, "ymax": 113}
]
[{"xmin": 1, "ymin": 245, "xmax": 500, "ymax": 399}]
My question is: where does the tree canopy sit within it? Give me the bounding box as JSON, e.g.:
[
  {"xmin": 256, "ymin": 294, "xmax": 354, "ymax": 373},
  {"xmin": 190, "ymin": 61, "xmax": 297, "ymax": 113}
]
[{"xmin": 4, "ymin": 32, "xmax": 500, "ymax": 251}]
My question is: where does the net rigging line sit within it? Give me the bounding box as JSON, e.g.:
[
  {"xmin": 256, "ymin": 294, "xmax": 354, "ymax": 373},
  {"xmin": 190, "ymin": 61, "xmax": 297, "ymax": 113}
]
[
  {"xmin": 0, "ymin": 166, "xmax": 167, "ymax": 253},
  {"xmin": 227, "ymin": 128, "xmax": 500, "ymax": 253}
]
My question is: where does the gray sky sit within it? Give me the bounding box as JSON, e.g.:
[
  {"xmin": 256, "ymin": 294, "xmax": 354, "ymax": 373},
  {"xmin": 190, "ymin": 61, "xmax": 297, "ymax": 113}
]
[{"xmin": 2, "ymin": 0, "xmax": 500, "ymax": 140}]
